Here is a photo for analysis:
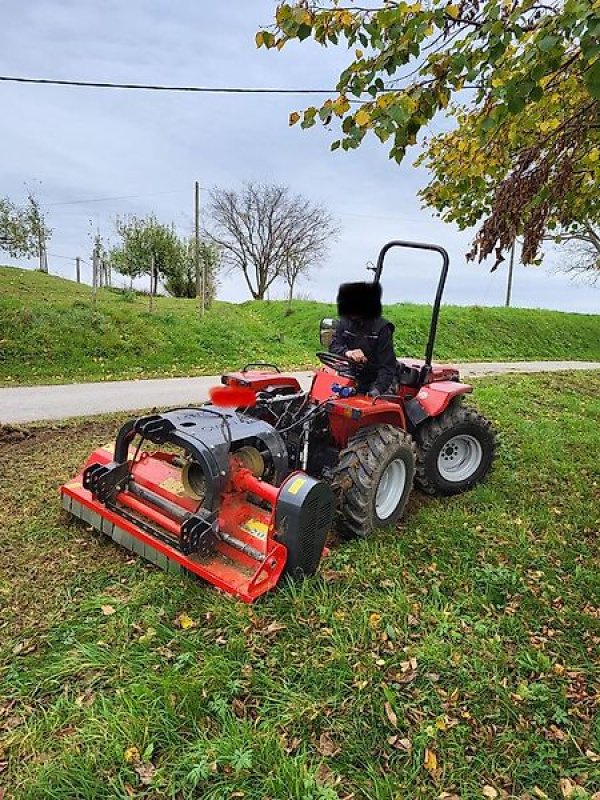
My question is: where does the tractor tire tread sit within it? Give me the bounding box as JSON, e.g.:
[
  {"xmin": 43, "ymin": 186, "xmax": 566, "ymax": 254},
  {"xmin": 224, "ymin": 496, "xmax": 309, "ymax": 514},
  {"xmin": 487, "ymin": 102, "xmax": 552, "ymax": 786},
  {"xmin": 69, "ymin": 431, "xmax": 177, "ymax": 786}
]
[
  {"xmin": 415, "ymin": 401, "xmax": 497, "ymax": 496},
  {"xmin": 330, "ymin": 424, "xmax": 416, "ymax": 537}
]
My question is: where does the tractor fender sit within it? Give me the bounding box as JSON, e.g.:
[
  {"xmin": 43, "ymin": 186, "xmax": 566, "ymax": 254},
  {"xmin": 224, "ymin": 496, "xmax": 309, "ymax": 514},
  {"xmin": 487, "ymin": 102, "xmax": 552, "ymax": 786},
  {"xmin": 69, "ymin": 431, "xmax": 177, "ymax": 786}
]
[{"xmin": 406, "ymin": 381, "xmax": 472, "ymax": 426}]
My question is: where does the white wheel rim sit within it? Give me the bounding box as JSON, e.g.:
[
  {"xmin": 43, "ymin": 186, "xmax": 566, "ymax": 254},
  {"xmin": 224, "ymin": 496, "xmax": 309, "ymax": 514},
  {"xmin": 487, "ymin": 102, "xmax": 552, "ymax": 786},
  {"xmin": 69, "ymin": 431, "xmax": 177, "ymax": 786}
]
[
  {"xmin": 437, "ymin": 434, "xmax": 483, "ymax": 482},
  {"xmin": 375, "ymin": 458, "xmax": 407, "ymax": 520}
]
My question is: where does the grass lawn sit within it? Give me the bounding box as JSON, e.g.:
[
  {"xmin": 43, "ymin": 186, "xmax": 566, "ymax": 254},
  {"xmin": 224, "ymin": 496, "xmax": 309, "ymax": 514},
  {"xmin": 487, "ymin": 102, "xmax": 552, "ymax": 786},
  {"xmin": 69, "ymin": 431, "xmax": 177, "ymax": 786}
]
[
  {"xmin": 1, "ymin": 371, "xmax": 599, "ymax": 800},
  {"xmin": 1, "ymin": 265, "xmax": 600, "ymax": 386}
]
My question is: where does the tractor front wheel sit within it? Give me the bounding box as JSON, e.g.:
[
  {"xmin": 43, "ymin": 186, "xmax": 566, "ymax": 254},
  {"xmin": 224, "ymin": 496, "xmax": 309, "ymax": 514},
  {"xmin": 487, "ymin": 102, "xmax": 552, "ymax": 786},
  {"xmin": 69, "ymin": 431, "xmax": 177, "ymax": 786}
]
[
  {"xmin": 331, "ymin": 425, "xmax": 416, "ymax": 537},
  {"xmin": 415, "ymin": 402, "xmax": 496, "ymax": 496}
]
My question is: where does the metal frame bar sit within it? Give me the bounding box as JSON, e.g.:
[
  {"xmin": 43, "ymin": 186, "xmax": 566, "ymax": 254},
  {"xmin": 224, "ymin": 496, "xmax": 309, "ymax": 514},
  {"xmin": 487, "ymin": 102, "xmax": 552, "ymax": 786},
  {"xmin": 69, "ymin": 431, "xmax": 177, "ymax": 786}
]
[{"xmin": 373, "ymin": 240, "xmax": 450, "ymax": 368}]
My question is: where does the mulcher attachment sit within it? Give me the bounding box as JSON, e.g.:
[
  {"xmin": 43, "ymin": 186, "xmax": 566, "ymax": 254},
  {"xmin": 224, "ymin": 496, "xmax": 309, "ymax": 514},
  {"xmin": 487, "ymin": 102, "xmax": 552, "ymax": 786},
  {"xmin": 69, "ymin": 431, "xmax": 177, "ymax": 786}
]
[{"xmin": 60, "ymin": 407, "xmax": 334, "ymax": 602}]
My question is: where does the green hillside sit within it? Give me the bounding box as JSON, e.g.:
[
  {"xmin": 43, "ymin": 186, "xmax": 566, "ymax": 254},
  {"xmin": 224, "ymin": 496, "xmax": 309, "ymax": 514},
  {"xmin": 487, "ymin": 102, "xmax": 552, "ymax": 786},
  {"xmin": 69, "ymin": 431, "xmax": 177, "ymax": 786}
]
[{"xmin": 1, "ymin": 265, "xmax": 599, "ymax": 385}]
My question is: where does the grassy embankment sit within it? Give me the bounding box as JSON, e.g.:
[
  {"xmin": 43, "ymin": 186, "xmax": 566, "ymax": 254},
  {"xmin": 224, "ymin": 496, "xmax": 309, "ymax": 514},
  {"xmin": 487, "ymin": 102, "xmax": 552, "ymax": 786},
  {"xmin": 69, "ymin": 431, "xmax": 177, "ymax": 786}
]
[
  {"xmin": 1, "ymin": 265, "xmax": 599, "ymax": 385},
  {"xmin": 1, "ymin": 371, "xmax": 599, "ymax": 799}
]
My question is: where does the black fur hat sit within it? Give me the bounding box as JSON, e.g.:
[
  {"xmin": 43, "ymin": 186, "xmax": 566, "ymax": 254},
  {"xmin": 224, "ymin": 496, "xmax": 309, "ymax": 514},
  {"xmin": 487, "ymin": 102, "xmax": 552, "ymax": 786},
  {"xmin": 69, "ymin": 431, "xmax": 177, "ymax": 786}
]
[{"xmin": 337, "ymin": 281, "xmax": 382, "ymax": 319}]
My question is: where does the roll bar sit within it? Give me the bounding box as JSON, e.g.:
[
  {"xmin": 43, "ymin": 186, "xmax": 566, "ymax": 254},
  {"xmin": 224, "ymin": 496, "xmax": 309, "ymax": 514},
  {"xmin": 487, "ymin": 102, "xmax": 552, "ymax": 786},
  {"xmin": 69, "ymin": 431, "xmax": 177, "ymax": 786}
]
[{"xmin": 373, "ymin": 240, "xmax": 450, "ymax": 369}]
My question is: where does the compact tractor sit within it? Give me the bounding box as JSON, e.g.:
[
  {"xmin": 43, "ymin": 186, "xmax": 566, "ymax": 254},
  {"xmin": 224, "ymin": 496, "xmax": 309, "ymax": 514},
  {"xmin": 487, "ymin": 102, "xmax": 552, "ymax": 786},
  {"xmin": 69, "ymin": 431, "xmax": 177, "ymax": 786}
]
[{"xmin": 61, "ymin": 241, "xmax": 496, "ymax": 601}]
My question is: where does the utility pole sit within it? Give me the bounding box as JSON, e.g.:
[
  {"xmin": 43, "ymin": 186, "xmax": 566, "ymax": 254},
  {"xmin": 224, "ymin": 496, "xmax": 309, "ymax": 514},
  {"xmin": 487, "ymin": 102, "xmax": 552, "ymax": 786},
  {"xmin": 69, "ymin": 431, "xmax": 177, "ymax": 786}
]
[
  {"xmin": 37, "ymin": 229, "xmax": 47, "ymax": 273},
  {"xmin": 505, "ymin": 241, "xmax": 516, "ymax": 308},
  {"xmin": 194, "ymin": 180, "xmax": 205, "ymax": 317},
  {"xmin": 92, "ymin": 247, "xmax": 98, "ymax": 307},
  {"xmin": 75, "ymin": 257, "xmax": 81, "ymax": 283}
]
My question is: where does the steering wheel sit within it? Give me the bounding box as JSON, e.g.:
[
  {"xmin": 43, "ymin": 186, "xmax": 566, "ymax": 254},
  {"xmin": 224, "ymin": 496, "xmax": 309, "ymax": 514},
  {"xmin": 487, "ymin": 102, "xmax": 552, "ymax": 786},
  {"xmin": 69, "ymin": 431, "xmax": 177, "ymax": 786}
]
[{"xmin": 316, "ymin": 351, "xmax": 363, "ymax": 376}]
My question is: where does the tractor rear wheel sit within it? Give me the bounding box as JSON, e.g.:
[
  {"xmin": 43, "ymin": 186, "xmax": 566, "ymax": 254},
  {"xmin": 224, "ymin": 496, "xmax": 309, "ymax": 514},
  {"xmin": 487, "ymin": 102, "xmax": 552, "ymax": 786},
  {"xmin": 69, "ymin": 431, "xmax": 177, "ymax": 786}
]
[
  {"xmin": 415, "ymin": 402, "xmax": 496, "ymax": 496},
  {"xmin": 331, "ymin": 425, "xmax": 416, "ymax": 537}
]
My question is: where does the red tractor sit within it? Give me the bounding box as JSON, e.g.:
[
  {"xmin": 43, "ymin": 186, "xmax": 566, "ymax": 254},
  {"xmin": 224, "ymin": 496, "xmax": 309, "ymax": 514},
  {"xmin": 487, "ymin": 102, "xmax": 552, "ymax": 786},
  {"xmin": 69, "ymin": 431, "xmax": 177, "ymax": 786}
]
[
  {"xmin": 223, "ymin": 240, "xmax": 496, "ymax": 537},
  {"xmin": 61, "ymin": 241, "xmax": 496, "ymax": 601}
]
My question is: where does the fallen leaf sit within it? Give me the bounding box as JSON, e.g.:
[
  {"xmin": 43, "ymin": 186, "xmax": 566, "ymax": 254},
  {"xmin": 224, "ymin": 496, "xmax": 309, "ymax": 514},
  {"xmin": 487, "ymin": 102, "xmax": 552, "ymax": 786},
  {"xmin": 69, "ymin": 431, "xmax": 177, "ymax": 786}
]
[
  {"xmin": 369, "ymin": 612, "xmax": 382, "ymax": 628},
  {"xmin": 139, "ymin": 627, "xmax": 157, "ymax": 643},
  {"xmin": 75, "ymin": 690, "xmax": 96, "ymax": 707},
  {"xmin": 57, "ymin": 725, "xmax": 77, "ymax": 738},
  {"xmin": 559, "ymin": 778, "xmax": 576, "ymax": 798},
  {"xmin": 532, "ymin": 788, "xmax": 549, "ymax": 799},
  {"xmin": 1, "ymin": 715, "xmax": 22, "ymax": 732},
  {"xmin": 388, "ymin": 735, "xmax": 412, "ymax": 752},
  {"xmin": 12, "ymin": 640, "xmax": 36, "ymax": 656},
  {"xmin": 124, "ymin": 745, "xmax": 141, "ymax": 764},
  {"xmin": 316, "ymin": 762, "xmax": 338, "ymax": 786},
  {"xmin": 482, "ymin": 786, "xmax": 498, "ymax": 799},
  {"xmin": 101, "ymin": 605, "xmax": 116, "ymax": 616},
  {"xmin": 384, "ymin": 701, "xmax": 398, "ymax": 728},
  {"xmin": 265, "ymin": 621, "xmax": 286, "ymax": 635},
  {"xmin": 175, "ymin": 613, "xmax": 196, "ymax": 630},
  {"xmin": 317, "ymin": 732, "xmax": 340, "ymax": 757},
  {"xmin": 283, "ymin": 735, "xmax": 302, "ymax": 754},
  {"xmin": 424, "ymin": 747, "xmax": 438, "ymax": 773},
  {"xmin": 232, "ymin": 698, "xmax": 247, "ymax": 717},
  {"xmin": 134, "ymin": 761, "xmax": 156, "ymax": 785},
  {"xmin": 585, "ymin": 749, "xmax": 600, "ymax": 762}
]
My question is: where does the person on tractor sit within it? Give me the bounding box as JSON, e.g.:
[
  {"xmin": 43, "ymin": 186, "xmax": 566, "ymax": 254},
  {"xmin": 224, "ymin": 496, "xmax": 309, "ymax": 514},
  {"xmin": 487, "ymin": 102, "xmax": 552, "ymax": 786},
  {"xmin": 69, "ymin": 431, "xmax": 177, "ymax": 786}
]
[{"xmin": 329, "ymin": 281, "xmax": 397, "ymax": 397}]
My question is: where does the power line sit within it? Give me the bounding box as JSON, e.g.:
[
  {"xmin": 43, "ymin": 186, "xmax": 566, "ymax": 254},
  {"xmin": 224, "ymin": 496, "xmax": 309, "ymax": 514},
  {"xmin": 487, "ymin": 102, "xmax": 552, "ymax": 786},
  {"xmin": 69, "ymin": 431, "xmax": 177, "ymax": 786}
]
[
  {"xmin": 48, "ymin": 252, "xmax": 89, "ymax": 263},
  {"xmin": 0, "ymin": 75, "xmax": 341, "ymax": 95},
  {"xmin": 48, "ymin": 189, "xmax": 186, "ymax": 207}
]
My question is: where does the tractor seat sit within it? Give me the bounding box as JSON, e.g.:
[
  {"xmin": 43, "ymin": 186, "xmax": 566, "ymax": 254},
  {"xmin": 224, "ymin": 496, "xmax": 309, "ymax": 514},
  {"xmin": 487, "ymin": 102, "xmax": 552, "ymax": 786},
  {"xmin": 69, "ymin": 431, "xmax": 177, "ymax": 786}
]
[{"xmin": 396, "ymin": 360, "xmax": 422, "ymax": 387}]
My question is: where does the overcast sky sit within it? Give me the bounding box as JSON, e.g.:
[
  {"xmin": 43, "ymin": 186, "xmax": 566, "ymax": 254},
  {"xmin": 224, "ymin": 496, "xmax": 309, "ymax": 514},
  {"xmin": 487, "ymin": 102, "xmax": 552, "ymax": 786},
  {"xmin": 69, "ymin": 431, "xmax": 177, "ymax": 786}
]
[{"xmin": 1, "ymin": 0, "xmax": 598, "ymax": 313}]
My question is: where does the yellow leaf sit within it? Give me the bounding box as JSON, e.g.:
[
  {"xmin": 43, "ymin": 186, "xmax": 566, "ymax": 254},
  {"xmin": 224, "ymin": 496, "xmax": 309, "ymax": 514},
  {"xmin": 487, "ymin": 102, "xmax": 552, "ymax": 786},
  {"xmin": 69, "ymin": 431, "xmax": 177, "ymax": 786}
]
[
  {"xmin": 101, "ymin": 604, "xmax": 116, "ymax": 616},
  {"xmin": 289, "ymin": 111, "xmax": 301, "ymax": 126},
  {"xmin": 124, "ymin": 745, "xmax": 140, "ymax": 764},
  {"xmin": 255, "ymin": 31, "xmax": 264, "ymax": 48},
  {"xmin": 355, "ymin": 48, "xmax": 364, "ymax": 59},
  {"xmin": 369, "ymin": 612, "xmax": 381, "ymax": 628},
  {"xmin": 424, "ymin": 747, "xmax": 438, "ymax": 772},
  {"xmin": 376, "ymin": 94, "xmax": 395, "ymax": 110},
  {"xmin": 176, "ymin": 613, "xmax": 195, "ymax": 630},
  {"xmin": 446, "ymin": 4, "xmax": 460, "ymax": 19},
  {"xmin": 482, "ymin": 787, "xmax": 498, "ymax": 799},
  {"xmin": 292, "ymin": 7, "xmax": 312, "ymax": 25},
  {"xmin": 332, "ymin": 95, "xmax": 350, "ymax": 116},
  {"xmin": 355, "ymin": 108, "xmax": 371, "ymax": 127}
]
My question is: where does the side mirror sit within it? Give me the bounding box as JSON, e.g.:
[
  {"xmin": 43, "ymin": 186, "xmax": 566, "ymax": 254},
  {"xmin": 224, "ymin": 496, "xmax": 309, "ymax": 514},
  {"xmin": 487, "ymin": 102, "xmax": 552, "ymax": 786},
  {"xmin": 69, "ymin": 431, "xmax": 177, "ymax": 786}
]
[{"xmin": 319, "ymin": 317, "xmax": 339, "ymax": 348}]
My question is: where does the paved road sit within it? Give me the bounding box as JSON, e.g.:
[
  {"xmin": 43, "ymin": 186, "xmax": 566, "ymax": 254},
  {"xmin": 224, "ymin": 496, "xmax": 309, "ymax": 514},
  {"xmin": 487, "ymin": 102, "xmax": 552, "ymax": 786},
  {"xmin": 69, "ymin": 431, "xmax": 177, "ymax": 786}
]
[{"xmin": 1, "ymin": 361, "xmax": 599, "ymax": 424}]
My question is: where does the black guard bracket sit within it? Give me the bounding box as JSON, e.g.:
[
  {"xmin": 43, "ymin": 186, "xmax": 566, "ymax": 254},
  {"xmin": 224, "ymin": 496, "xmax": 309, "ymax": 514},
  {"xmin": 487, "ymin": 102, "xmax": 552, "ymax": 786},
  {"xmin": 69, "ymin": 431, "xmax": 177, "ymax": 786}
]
[{"xmin": 110, "ymin": 406, "xmax": 288, "ymax": 511}]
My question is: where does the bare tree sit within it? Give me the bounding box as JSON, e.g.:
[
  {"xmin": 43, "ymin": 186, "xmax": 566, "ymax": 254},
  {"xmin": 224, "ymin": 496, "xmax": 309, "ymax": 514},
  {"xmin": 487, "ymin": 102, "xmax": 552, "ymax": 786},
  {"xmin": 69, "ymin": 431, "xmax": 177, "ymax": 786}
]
[
  {"xmin": 207, "ymin": 183, "xmax": 338, "ymax": 300},
  {"xmin": 552, "ymin": 224, "xmax": 600, "ymax": 285}
]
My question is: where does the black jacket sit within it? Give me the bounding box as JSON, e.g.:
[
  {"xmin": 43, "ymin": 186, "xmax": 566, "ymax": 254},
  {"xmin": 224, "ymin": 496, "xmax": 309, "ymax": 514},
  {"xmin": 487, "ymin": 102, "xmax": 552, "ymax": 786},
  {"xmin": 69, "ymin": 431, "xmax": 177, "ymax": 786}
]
[{"xmin": 330, "ymin": 316, "xmax": 397, "ymax": 394}]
